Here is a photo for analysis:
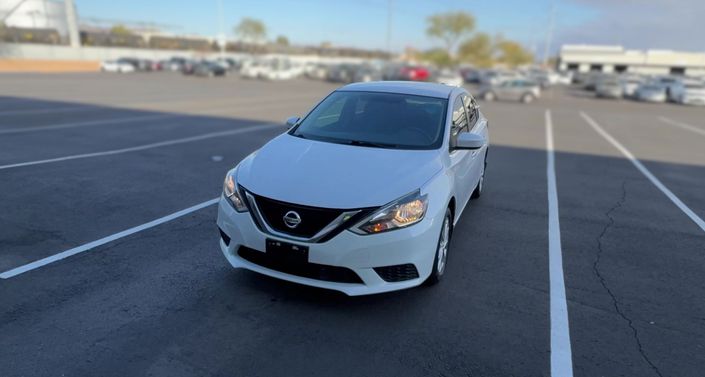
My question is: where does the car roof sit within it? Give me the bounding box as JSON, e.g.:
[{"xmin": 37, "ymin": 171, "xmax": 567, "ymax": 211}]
[{"xmin": 339, "ymin": 81, "xmax": 459, "ymax": 99}]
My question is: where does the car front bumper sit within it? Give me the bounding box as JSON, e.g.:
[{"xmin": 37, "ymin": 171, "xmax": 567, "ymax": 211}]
[{"xmin": 216, "ymin": 197, "xmax": 443, "ymax": 296}]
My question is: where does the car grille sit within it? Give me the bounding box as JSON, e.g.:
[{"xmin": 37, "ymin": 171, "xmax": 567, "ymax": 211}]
[
  {"xmin": 374, "ymin": 264, "xmax": 420, "ymax": 282},
  {"xmin": 249, "ymin": 193, "xmax": 346, "ymax": 239},
  {"xmin": 238, "ymin": 246, "xmax": 363, "ymax": 284}
]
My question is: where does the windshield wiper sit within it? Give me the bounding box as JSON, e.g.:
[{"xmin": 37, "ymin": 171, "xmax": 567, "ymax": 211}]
[{"xmin": 347, "ymin": 139, "xmax": 399, "ymax": 148}]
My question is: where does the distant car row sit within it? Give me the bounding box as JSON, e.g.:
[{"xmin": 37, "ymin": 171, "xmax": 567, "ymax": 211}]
[
  {"xmin": 591, "ymin": 74, "xmax": 705, "ymax": 105},
  {"xmin": 101, "ymin": 56, "xmax": 238, "ymax": 77}
]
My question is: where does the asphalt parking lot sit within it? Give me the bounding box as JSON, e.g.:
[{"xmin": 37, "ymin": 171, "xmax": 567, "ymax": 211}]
[{"xmin": 1, "ymin": 72, "xmax": 704, "ymax": 377}]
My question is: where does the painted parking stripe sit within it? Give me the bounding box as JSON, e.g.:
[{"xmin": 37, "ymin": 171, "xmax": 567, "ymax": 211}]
[
  {"xmin": 545, "ymin": 109, "xmax": 575, "ymax": 377},
  {"xmin": 0, "ymin": 198, "xmax": 219, "ymax": 279},
  {"xmin": 581, "ymin": 111, "xmax": 705, "ymax": 232},
  {"xmin": 0, "ymin": 124, "xmax": 278, "ymax": 171},
  {"xmin": 658, "ymin": 117, "xmax": 705, "ymax": 137},
  {"xmin": 0, "ymin": 114, "xmax": 174, "ymax": 135}
]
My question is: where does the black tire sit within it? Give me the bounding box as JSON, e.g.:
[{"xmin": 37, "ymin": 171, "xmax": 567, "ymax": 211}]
[
  {"xmin": 471, "ymin": 149, "xmax": 487, "ymax": 199},
  {"xmin": 426, "ymin": 208, "xmax": 452, "ymax": 285}
]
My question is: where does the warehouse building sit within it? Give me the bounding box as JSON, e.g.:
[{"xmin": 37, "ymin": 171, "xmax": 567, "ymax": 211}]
[{"xmin": 558, "ymin": 45, "xmax": 705, "ymax": 77}]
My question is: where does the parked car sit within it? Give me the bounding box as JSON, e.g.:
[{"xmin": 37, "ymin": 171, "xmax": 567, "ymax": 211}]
[
  {"xmin": 352, "ymin": 64, "xmax": 383, "ymax": 83},
  {"xmin": 432, "ymin": 69, "xmax": 464, "ymax": 87},
  {"xmin": 260, "ymin": 59, "xmax": 300, "ymax": 80},
  {"xmin": 167, "ymin": 57, "xmax": 188, "ymax": 71},
  {"xmin": 621, "ymin": 76, "xmax": 644, "ymax": 98},
  {"xmin": 459, "ymin": 67, "xmax": 482, "ymax": 83},
  {"xmin": 582, "ymin": 72, "xmax": 605, "ymax": 91},
  {"xmin": 595, "ymin": 77, "xmax": 624, "ymax": 99},
  {"xmin": 180, "ymin": 59, "xmax": 198, "ymax": 75},
  {"xmin": 667, "ymin": 78, "xmax": 702, "ymax": 102},
  {"xmin": 674, "ymin": 82, "xmax": 705, "ymax": 105},
  {"xmin": 479, "ymin": 70, "xmax": 523, "ymax": 86},
  {"xmin": 634, "ymin": 83, "xmax": 667, "ymax": 102},
  {"xmin": 100, "ymin": 60, "xmax": 135, "ymax": 73},
  {"xmin": 304, "ymin": 63, "xmax": 329, "ymax": 80},
  {"xmin": 216, "ymin": 81, "xmax": 489, "ymax": 295},
  {"xmin": 652, "ymin": 76, "xmax": 682, "ymax": 100},
  {"xmin": 326, "ymin": 64, "xmax": 358, "ymax": 83},
  {"xmin": 525, "ymin": 68, "xmax": 560, "ymax": 88},
  {"xmin": 479, "ymin": 79, "xmax": 541, "ymax": 103},
  {"xmin": 384, "ymin": 65, "xmax": 430, "ymax": 81},
  {"xmin": 193, "ymin": 61, "xmax": 227, "ymax": 77},
  {"xmin": 240, "ymin": 60, "xmax": 269, "ymax": 79},
  {"xmin": 555, "ymin": 71, "xmax": 573, "ymax": 85}
]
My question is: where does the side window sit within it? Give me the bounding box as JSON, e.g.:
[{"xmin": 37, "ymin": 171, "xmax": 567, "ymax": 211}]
[{"xmin": 449, "ymin": 96, "xmax": 469, "ymax": 150}]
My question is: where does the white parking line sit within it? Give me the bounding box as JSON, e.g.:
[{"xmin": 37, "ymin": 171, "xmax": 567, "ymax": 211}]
[
  {"xmin": 0, "ymin": 114, "xmax": 174, "ymax": 135},
  {"xmin": 0, "ymin": 124, "xmax": 278, "ymax": 170},
  {"xmin": 658, "ymin": 116, "xmax": 705, "ymax": 137},
  {"xmin": 581, "ymin": 111, "xmax": 705, "ymax": 232},
  {"xmin": 0, "ymin": 198, "xmax": 219, "ymax": 279},
  {"xmin": 545, "ymin": 109, "xmax": 575, "ymax": 377}
]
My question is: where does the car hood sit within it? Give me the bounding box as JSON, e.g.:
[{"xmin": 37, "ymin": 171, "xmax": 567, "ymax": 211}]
[{"xmin": 236, "ymin": 134, "xmax": 443, "ymax": 209}]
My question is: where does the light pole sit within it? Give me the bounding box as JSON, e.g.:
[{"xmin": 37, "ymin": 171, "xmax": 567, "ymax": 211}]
[
  {"xmin": 64, "ymin": 0, "xmax": 81, "ymax": 47},
  {"xmin": 216, "ymin": 0, "xmax": 226, "ymax": 58},
  {"xmin": 386, "ymin": 0, "xmax": 393, "ymax": 60},
  {"xmin": 542, "ymin": 0, "xmax": 556, "ymax": 68}
]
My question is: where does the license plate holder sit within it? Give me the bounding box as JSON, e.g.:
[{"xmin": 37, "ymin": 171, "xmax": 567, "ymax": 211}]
[{"xmin": 265, "ymin": 239, "xmax": 309, "ymax": 264}]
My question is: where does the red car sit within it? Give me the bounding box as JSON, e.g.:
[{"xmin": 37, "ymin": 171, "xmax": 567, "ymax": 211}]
[{"xmin": 399, "ymin": 66, "xmax": 430, "ymax": 81}]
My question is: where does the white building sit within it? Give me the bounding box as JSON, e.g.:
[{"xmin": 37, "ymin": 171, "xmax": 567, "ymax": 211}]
[
  {"xmin": 558, "ymin": 45, "xmax": 705, "ymax": 77},
  {"xmin": 1, "ymin": 0, "xmax": 72, "ymax": 36}
]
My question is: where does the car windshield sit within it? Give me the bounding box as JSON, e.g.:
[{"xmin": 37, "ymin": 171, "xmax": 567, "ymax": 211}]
[{"xmin": 290, "ymin": 91, "xmax": 448, "ymax": 150}]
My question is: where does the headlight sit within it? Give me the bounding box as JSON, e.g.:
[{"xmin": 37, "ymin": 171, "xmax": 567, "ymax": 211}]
[
  {"xmin": 351, "ymin": 191, "xmax": 428, "ymax": 235},
  {"xmin": 223, "ymin": 171, "xmax": 248, "ymax": 212}
]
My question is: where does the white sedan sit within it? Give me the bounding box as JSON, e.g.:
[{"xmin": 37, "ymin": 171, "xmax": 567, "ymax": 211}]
[
  {"xmin": 217, "ymin": 81, "xmax": 489, "ymax": 295},
  {"xmin": 100, "ymin": 60, "xmax": 135, "ymax": 73}
]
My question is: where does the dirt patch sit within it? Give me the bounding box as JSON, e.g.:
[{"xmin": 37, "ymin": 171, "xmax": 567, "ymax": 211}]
[{"xmin": 0, "ymin": 59, "xmax": 100, "ymax": 73}]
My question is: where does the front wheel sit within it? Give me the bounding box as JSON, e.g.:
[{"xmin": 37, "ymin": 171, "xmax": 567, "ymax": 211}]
[
  {"xmin": 472, "ymin": 150, "xmax": 487, "ymax": 199},
  {"xmin": 521, "ymin": 93, "xmax": 535, "ymax": 103},
  {"xmin": 426, "ymin": 208, "xmax": 452, "ymax": 285}
]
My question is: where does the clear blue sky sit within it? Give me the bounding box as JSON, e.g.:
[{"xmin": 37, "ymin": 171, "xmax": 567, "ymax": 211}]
[{"xmin": 75, "ymin": 0, "xmax": 597, "ymax": 53}]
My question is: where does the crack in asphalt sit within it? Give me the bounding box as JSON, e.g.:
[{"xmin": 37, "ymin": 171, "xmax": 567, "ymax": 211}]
[{"xmin": 593, "ymin": 181, "xmax": 664, "ymax": 377}]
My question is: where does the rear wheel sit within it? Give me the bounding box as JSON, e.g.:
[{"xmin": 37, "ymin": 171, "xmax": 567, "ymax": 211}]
[{"xmin": 426, "ymin": 208, "xmax": 452, "ymax": 285}]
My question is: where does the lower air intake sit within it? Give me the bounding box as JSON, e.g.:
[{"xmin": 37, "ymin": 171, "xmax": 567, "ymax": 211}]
[{"xmin": 374, "ymin": 264, "xmax": 420, "ymax": 282}]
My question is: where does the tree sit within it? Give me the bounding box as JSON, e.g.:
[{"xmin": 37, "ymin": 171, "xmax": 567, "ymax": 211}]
[
  {"xmin": 420, "ymin": 48, "xmax": 453, "ymax": 67},
  {"xmin": 234, "ymin": 18, "xmax": 266, "ymax": 44},
  {"xmin": 426, "ymin": 11, "xmax": 475, "ymax": 57},
  {"xmin": 275, "ymin": 35, "xmax": 289, "ymax": 46},
  {"xmin": 458, "ymin": 32, "xmax": 494, "ymax": 68},
  {"xmin": 110, "ymin": 24, "xmax": 132, "ymax": 36},
  {"xmin": 495, "ymin": 40, "xmax": 533, "ymax": 68}
]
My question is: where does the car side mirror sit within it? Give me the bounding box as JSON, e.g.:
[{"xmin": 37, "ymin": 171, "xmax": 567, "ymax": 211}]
[
  {"xmin": 285, "ymin": 116, "xmax": 300, "ymax": 128},
  {"xmin": 455, "ymin": 132, "xmax": 485, "ymax": 150}
]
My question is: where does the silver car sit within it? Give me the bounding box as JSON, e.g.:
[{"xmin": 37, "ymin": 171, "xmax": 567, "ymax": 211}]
[
  {"xmin": 479, "ymin": 79, "xmax": 541, "ymax": 103},
  {"xmin": 635, "ymin": 83, "xmax": 667, "ymax": 102},
  {"xmin": 595, "ymin": 78, "xmax": 623, "ymax": 99},
  {"xmin": 676, "ymin": 83, "xmax": 705, "ymax": 106}
]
